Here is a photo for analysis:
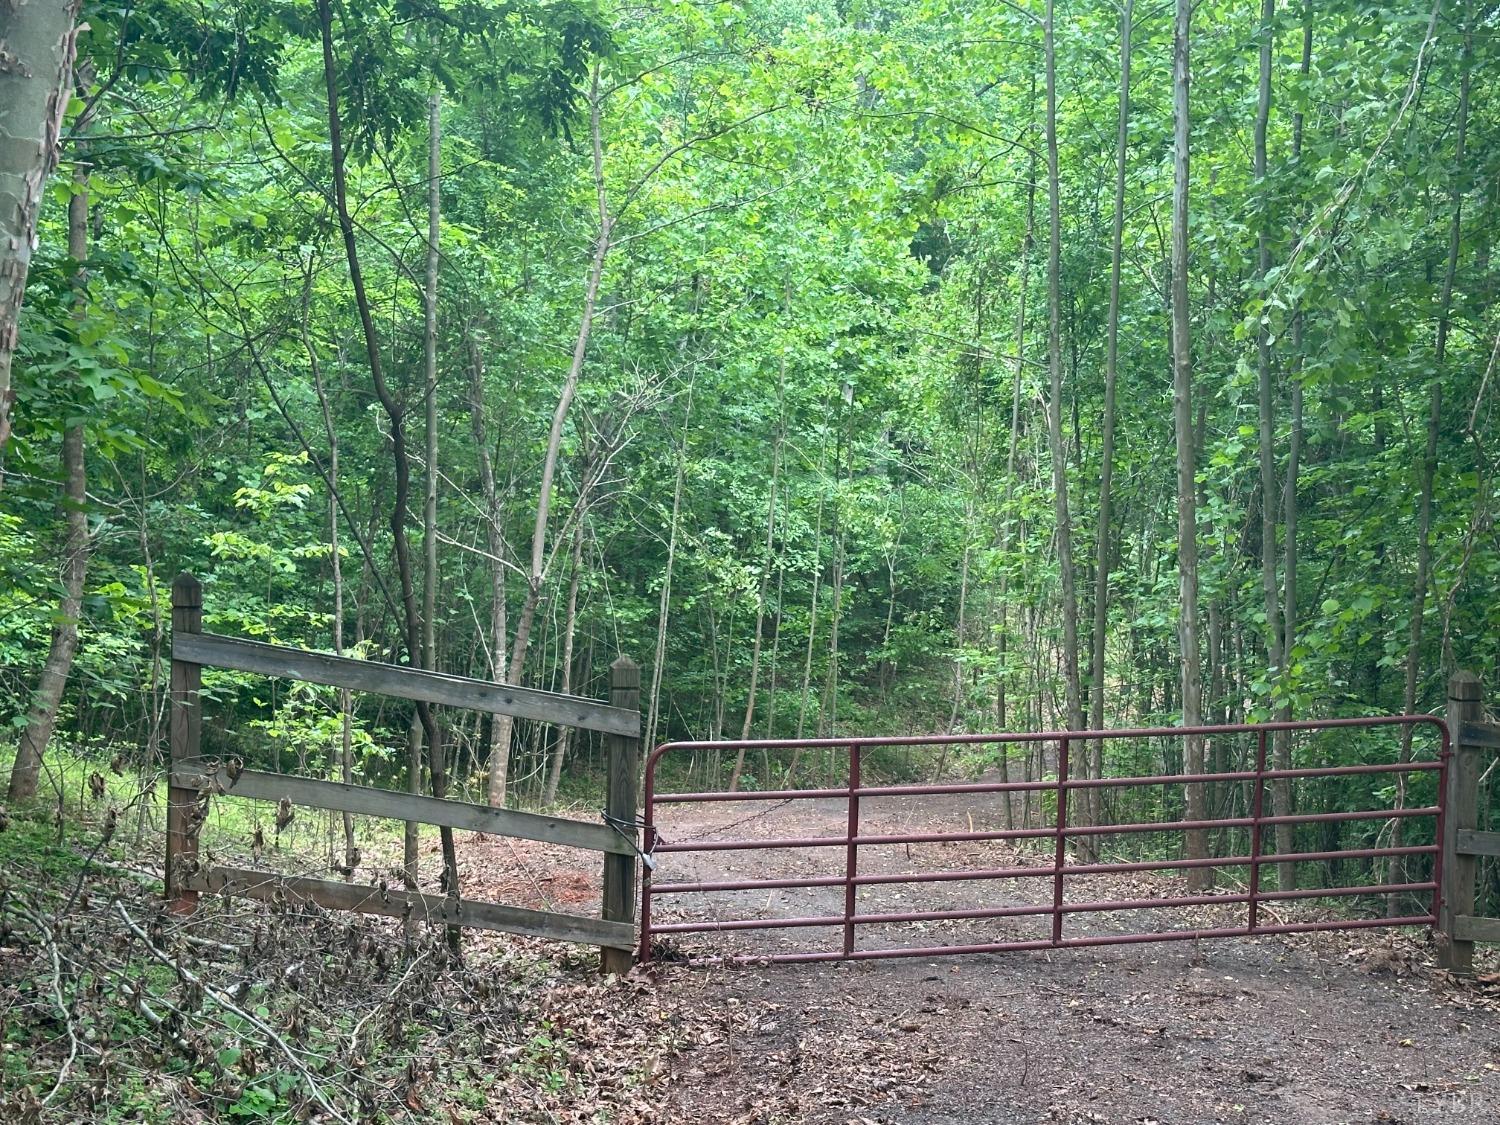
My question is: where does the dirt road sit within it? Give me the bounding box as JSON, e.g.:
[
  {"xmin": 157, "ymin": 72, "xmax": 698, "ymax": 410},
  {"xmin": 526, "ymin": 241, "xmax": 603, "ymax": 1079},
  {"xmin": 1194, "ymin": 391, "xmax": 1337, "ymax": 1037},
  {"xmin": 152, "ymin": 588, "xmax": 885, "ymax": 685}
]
[{"xmin": 462, "ymin": 788, "xmax": 1500, "ymax": 1124}]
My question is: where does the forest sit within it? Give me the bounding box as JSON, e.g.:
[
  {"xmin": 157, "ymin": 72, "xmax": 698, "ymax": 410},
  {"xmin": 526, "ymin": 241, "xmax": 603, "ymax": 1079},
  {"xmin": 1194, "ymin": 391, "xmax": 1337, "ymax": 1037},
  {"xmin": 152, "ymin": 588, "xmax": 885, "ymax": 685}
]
[
  {"xmin": 2, "ymin": 0, "xmax": 1499, "ymax": 1120},
  {"xmin": 3, "ymin": 0, "xmax": 1494, "ymax": 809}
]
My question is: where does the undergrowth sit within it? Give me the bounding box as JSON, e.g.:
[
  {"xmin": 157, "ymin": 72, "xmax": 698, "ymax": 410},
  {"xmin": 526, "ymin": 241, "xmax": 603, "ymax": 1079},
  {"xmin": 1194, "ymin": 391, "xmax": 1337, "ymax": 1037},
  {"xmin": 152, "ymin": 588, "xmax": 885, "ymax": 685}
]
[{"xmin": 0, "ymin": 745, "xmax": 674, "ymax": 1123}]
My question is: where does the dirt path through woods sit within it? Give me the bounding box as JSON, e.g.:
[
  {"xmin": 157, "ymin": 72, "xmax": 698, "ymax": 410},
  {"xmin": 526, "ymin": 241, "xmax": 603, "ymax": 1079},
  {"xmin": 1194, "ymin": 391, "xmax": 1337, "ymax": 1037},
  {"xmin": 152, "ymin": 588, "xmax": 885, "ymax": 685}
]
[{"xmin": 460, "ymin": 786, "xmax": 1500, "ymax": 1124}]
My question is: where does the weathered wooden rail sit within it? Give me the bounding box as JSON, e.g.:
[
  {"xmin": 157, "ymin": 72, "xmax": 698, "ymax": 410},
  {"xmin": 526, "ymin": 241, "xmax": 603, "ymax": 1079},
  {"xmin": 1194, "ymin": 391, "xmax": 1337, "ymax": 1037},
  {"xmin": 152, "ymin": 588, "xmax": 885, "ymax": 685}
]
[{"xmin": 165, "ymin": 572, "xmax": 641, "ymax": 971}]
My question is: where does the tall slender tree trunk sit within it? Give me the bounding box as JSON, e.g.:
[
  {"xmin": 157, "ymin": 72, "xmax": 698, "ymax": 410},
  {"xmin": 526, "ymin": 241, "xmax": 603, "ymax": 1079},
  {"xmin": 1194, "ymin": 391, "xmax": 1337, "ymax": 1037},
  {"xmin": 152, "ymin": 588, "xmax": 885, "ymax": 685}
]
[
  {"xmin": 316, "ymin": 0, "xmax": 456, "ymax": 902},
  {"xmin": 1207, "ymin": 593, "xmax": 1228, "ymax": 823},
  {"xmin": 732, "ymin": 312, "xmax": 787, "ymax": 787},
  {"xmin": 308, "ymin": 315, "xmax": 356, "ymax": 872},
  {"xmin": 0, "ymin": 0, "xmax": 82, "ymax": 458},
  {"xmin": 8, "ymin": 146, "xmax": 90, "ymax": 801},
  {"xmin": 787, "ymin": 449, "xmax": 829, "ymax": 782},
  {"xmin": 1171, "ymin": 0, "xmax": 1210, "ymax": 890},
  {"xmin": 422, "ymin": 90, "xmax": 441, "ymax": 676},
  {"xmin": 1089, "ymin": 0, "xmax": 1132, "ymax": 828},
  {"xmin": 880, "ymin": 544, "xmax": 899, "ymax": 704},
  {"xmin": 418, "ymin": 90, "xmax": 447, "ymax": 895},
  {"xmin": 489, "ymin": 65, "xmax": 611, "ymax": 807},
  {"xmin": 1393, "ymin": 4, "xmax": 1470, "ymax": 903},
  {"xmin": 948, "ymin": 528, "xmax": 972, "ymax": 729},
  {"xmin": 1043, "ymin": 0, "xmax": 1084, "ymax": 744},
  {"xmin": 730, "ymin": 421, "xmax": 782, "ymax": 791},
  {"xmin": 705, "ymin": 599, "xmax": 726, "ymax": 748},
  {"xmin": 819, "ymin": 387, "xmax": 852, "ymax": 745},
  {"xmin": 1272, "ymin": 1, "xmax": 1313, "ymax": 890},
  {"xmin": 1253, "ymin": 0, "xmax": 1279, "ymax": 686},
  {"xmin": 543, "ymin": 520, "xmax": 586, "ymax": 805},
  {"xmin": 1252, "ymin": 0, "xmax": 1296, "ymax": 888},
  {"xmin": 644, "ymin": 458, "xmax": 682, "ymax": 753},
  {"xmin": 818, "ymin": 520, "xmax": 845, "ymax": 740},
  {"xmin": 996, "ymin": 156, "xmax": 1034, "ymax": 826},
  {"xmin": 403, "ymin": 714, "xmax": 423, "ymax": 891},
  {"xmin": 766, "ymin": 541, "xmax": 787, "ymax": 741},
  {"xmin": 464, "ymin": 335, "xmax": 510, "ymax": 807},
  {"xmin": 949, "ymin": 281, "xmax": 987, "ymax": 735},
  {"xmin": 645, "ymin": 390, "xmax": 693, "ymax": 753}
]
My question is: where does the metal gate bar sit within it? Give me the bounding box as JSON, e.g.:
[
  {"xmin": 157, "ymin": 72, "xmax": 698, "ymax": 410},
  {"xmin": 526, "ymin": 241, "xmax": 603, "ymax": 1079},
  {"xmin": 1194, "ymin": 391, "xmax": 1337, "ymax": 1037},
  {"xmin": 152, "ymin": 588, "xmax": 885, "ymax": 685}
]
[{"xmin": 639, "ymin": 716, "xmax": 1449, "ymax": 964}]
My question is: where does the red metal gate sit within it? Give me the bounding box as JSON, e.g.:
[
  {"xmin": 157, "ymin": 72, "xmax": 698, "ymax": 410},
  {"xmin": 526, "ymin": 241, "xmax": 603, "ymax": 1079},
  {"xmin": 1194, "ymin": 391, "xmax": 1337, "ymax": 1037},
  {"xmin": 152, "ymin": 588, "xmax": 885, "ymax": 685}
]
[{"xmin": 638, "ymin": 717, "xmax": 1449, "ymax": 964}]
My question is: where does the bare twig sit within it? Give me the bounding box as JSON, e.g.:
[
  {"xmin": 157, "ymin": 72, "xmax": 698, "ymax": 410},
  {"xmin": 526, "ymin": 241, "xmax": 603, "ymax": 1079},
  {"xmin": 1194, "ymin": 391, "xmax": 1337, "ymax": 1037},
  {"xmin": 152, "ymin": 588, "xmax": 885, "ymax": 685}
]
[
  {"xmin": 8, "ymin": 903, "xmax": 82, "ymax": 1107},
  {"xmin": 113, "ymin": 900, "xmax": 351, "ymax": 1124},
  {"xmin": 346, "ymin": 945, "xmax": 434, "ymax": 1061}
]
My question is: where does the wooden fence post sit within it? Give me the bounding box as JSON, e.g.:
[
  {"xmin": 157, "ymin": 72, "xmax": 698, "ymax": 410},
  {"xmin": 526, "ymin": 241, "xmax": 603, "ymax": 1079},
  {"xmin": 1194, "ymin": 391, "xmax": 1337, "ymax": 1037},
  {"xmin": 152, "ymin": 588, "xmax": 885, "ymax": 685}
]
[
  {"xmin": 1439, "ymin": 670, "xmax": 1483, "ymax": 973},
  {"xmin": 601, "ymin": 656, "xmax": 640, "ymax": 974},
  {"xmin": 166, "ymin": 572, "xmax": 203, "ymax": 913}
]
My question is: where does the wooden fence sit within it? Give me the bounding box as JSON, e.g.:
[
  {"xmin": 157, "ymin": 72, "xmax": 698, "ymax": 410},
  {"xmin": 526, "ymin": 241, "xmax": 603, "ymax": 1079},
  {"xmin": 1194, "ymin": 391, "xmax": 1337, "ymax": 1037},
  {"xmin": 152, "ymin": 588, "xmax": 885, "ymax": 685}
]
[
  {"xmin": 164, "ymin": 573, "xmax": 642, "ymax": 972},
  {"xmin": 1440, "ymin": 670, "xmax": 1500, "ymax": 972}
]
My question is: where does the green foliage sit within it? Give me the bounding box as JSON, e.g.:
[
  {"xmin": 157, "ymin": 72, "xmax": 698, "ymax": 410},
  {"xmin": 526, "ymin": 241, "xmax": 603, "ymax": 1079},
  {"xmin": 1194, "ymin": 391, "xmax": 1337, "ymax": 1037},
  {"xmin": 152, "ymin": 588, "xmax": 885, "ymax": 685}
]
[
  {"xmin": 2, "ymin": 0, "xmax": 1495, "ymax": 811},
  {"xmin": 0, "ymin": 7, "xmax": 1495, "ymax": 1112}
]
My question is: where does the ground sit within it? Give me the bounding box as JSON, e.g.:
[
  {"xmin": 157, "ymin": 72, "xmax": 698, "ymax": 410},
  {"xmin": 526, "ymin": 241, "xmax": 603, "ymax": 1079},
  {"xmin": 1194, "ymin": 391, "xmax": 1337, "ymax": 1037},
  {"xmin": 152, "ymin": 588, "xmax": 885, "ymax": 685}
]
[
  {"xmin": 460, "ymin": 783, "xmax": 1500, "ymax": 1125},
  {"xmin": 639, "ymin": 928, "xmax": 1500, "ymax": 1125},
  {"xmin": 6, "ymin": 773, "xmax": 1497, "ymax": 1124}
]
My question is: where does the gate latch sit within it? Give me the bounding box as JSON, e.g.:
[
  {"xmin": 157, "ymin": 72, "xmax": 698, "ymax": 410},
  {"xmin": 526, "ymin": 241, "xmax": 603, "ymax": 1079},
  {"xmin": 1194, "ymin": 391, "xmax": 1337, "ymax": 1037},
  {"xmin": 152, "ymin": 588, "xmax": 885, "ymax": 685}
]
[{"xmin": 599, "ymin": 810, "xmax": 658, "ymax": 871}]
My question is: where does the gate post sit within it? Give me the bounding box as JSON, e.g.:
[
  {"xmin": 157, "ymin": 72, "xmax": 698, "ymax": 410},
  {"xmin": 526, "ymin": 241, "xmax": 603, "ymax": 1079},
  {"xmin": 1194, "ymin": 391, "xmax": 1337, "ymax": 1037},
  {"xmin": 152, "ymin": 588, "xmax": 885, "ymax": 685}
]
[
  {"xmin": 1439, "ymin": 670, "xmax": 1483, "ymax": 973},
  {"xmin": 166, "ymin": 572, "xmax": 203, "ymax": 913},
  {"xmin": 842, "ymin": 744, "xmax": 862, "ymax": 957},
  {"xmin": 601, "ymin": 656, "xmax": 640, "ymax": 974}
]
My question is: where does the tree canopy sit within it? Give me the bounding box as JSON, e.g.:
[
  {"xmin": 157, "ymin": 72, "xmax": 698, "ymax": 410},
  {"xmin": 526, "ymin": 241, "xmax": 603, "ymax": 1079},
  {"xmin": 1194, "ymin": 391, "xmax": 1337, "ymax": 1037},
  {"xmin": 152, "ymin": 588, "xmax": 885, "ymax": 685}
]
[{"xmin": 1, "ymin": 0, "xmax": 1495, "ymax": 813}]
